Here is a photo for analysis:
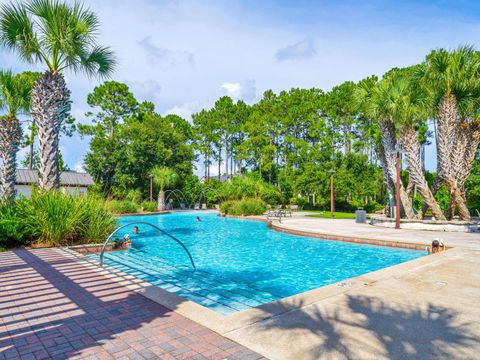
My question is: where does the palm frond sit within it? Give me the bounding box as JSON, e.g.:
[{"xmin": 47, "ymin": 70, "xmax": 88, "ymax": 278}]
[
  {"xmin": 0, "ymin": 69, "xmax": 34, "ymax": 116},
  {"xmin": 0, "ymin": 2, "xmax": 42, "ymax": 63},
  {"xmin": 73, "ymin": 45, "xmax": 116, "ymax": 77},
  {"xmin": 0, "ymin": 0, "xmax": 115, "ymax": 78}
]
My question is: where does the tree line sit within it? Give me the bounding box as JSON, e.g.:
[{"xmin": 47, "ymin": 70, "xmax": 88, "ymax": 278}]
[
  {"xmin": 0, "ymin": 1, "xmax": 479, "ymax": 221},
  {"xmin": 192, "ymin": 47, "xmax": 480, "ymax": 220}
]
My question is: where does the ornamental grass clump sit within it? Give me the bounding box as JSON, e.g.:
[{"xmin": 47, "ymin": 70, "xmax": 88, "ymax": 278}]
[
  {"xmin": 0, "ymin": 191, "xmax": 117, "ymax": 248},
  {"xmin": 220, "ymin": 198, "xmax": 266, "ymax": 216},
  {"xmin": 104, "ymin": 200, "xmax": 138, "ymax": 214}
]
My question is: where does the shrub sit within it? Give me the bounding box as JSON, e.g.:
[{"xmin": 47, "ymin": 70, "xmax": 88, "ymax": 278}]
[
  {"xmin": 0, "ymin": 191, "xmax": 117, "ymax": 248},
  {"xmin": 0, "ymin": 203, "xmax": 29, "ymax": 248},
  {"xmin": 79, "ymin": 198, "xmax": 118, "ymax": 242},
  {"xmin": 105, "ymin": 200, "xmax": 138, "ymax": 214},
  {"xmin": 141, "ymin": 201, "xmax": 157, "ymax": 212},
  {"xmin": 220, "ymin": 198, "xmax": 266, "ymax": 216},
  {"xmin": 124, "ymin": 189, "xmax": 143, "ymax": 204}
]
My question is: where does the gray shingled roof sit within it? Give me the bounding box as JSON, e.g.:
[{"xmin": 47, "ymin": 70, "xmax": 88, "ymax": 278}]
[{"xmin": 16, "ymin": 169, "xmax": 94, "ymax": 186}]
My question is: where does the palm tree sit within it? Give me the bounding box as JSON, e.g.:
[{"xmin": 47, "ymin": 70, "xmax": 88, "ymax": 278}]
[
  {"xmin": 152, "ymin": 167, "xmax": 178, "ymax": 211},
  {"xmin": 0, "ymin": 71, "xmax": 33, "ymax": 203},
  {"xmin": 385, "ymin": 68, "xmax": 446, "ymax": 220},
  {"xmin": 0, "ymin": 0, "xmax": 115, "ymax": 190},
  {"xmin": 417, "ymin": 46, "xmax": 480, "ymax": 220},
  {"xmin": 355, "ymin": 75, "xmax": 416, "ymax": 219}
]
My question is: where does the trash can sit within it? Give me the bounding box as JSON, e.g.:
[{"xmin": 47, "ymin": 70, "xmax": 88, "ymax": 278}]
[{"xmin": 355, "ymin": 209, "xmax": 367, "ymax": 223}]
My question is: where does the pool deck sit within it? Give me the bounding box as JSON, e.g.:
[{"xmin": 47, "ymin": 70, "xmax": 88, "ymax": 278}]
[
  {"xmin": 220, "ymin": 216, "xmax": 480, "ymax": 359},
  {"xmin": 1, "ymin": 214, "xmax": 480, "ymax": 359},
  {"xmin": 0, "ymin": 248, "xmax": 264, "ymax": 360}
]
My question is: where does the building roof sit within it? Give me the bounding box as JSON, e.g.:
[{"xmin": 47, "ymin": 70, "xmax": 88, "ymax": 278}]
[{"xmin": 16, "ymin": 169, "xmax": 94, "ymax": 187}]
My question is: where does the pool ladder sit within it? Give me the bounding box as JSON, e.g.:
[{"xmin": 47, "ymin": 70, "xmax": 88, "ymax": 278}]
[{"xmin": 99, "ymin": 221, "xmax": 196, "ymax": 270}]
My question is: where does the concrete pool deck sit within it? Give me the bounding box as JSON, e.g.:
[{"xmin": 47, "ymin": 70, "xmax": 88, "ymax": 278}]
[
  {"xmin": 1, "ymin": 215, "xmax": 480, "ymax": 359},
  {"xmin": 220, "ymin": 216, "xmax": 480, "ymax": 359}
]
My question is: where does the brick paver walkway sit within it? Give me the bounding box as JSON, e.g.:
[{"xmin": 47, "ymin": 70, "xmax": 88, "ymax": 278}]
[{"xmin": 0, "ymin": 249, "xmax": 264, "ymax": 360}]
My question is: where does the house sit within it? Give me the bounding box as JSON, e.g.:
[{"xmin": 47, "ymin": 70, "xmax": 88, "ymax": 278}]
[{"xmin": 15, "ymin": 169, "xmax": 94, "ymax": 198}]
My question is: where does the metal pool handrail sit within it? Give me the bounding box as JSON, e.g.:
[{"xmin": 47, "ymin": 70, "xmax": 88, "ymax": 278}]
[{"xmin": 99, "ymin": 221, "xmax": 196, "ymax": 270}]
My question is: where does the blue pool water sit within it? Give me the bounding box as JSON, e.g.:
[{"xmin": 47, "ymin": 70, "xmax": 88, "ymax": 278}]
[{"xmin": 90, "ymin": 212, "xmax": 424, "ymax": 315}]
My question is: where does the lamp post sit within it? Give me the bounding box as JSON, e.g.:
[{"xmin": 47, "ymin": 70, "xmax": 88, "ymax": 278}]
[
  {"xmin": 329, "ymin": 169, "xmax": 335, "ymax": 218},
  {"xmin": 395, "ymin": 150, "xmax": 401, "ymax": 229},
  {"xmin": 149, "ymin": 174, "xmax": 153, "ymax": 202}
]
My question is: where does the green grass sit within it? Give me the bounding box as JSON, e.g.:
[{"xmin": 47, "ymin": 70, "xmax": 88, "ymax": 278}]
[{"xmin": 305, "ymin": 211, "xmax": 369, "ymax": 219}]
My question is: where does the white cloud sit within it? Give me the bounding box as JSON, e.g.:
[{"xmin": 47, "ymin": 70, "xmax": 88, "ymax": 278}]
[
  {"xmin": 276, "ymin": 38, "xmax": 316, "ymax": 61},
  {"xmin": 137, "ymin": 36, "xmax": 195, "ymax": 68},
  {"xmin": 164, "ymin": 101, "xmax": 203, "ymax": 121},
  {"xmin": 221, "ymin": 82, "xmax": 242, "ymax": 98},
  {"xmin": 220, "ymin": 80, "xmax": 257, "ymax": 102},
  {"xmin": 73, "ymin": 161, "xmax": 85, "ymax": 173},
  {"xmin": 127, "ymin": 80, "xmax": 162, "ymax": 105}
]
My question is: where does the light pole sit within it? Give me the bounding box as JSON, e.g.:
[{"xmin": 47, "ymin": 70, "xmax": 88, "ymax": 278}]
[
  {"xmin": 149, "ymin": 174, "xmax": 153, "ymax": 202},
  {"xmin": 329, "ymin": 169, "xmax": 335, "ymax": 218},
  {"xmin": 395, "ymin": 150, "xmax": 401, "ymax": 229}
]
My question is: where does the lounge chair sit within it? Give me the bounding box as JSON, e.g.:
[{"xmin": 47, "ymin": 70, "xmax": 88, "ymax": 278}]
[
  {"xmin": 201, "ymin": 203, "xmax": 207, "ymax": 210},
  {"xmin": 194, "ymin": 203, "xmax": 200, "ymax": 210}
]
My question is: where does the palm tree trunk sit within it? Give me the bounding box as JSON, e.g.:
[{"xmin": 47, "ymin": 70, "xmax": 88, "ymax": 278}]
[
  {"xmin": 157, "ymin": 190, "xmax": 165, "ymax": 210},
  {"xmin": 436, "ymin": 94, "xmax": 457, "ymax": 182},
  {"xmin": 378, "ymin": 144, "xmax": 395, "ymax": 216},
  {"xmin": 0, "ymin": 116, "xmax": 21, "ymax": 203},
  {"xmin": 28, "ymin": 124, "xmax": 35, "ymax": 170},
  {"xmin": 421, "ymin": 177, "xmax": 442, "ymax": 218},
  {"xmin": 31, "ymin": 71, "xmax": 71, "ymax": 190},
  {"xmin": 379, "ymin": 120, "xmax": 415, "ymax": 219},
  {"xmin": 448, "ymin": 121, "xmax": 480, "ymax": 220},
  {"xmin": 401, "ymin": 125, "xmax": 445, "ymax": 220},
  {"xmin": 225, "ymin": 144, "xmax": 228, "ymax": 179}
]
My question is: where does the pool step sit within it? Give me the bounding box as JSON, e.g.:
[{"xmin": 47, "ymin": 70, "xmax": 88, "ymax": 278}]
[{"xmin": 96, "ymin": 251, "xmax": 279, "ymax": 315}]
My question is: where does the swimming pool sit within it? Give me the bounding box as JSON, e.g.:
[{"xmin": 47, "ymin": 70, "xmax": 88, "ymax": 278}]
[{"xmin": 89, "ymin": 212, "xmax": 424, "ymax": 315}]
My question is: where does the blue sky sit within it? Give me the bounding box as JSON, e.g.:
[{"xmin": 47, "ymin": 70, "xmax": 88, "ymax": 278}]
[{"xmin": 1, "ymin": 0, "xmax": 480, "ymax": 174}]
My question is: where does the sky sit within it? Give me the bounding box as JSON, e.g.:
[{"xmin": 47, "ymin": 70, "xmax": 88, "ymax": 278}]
[{"xmin": 2, "ymin": 0, "xmax": 480, "ymax": 174}]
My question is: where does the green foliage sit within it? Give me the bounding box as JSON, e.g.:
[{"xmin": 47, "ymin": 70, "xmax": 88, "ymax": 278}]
[
  {"xmin": 220, "ymin": 198, "xmax": 266, "ymax": 216},
  {"xmin": 0, "ymin": 0, "xmax": 116, "ymax": 76},
  {"xmin": 192, "ymin": 86, "xmax": 385, "ymax": 210},
  {"xmin": 0, "ymin": 203, "xmax": 29, "ymax": 247},
  {"xmin": 221, "ymin": 174, "xmax": 282, "ymax": 204},
  {"xmin": 141, "ymin": 201, "xmax": 157, "ymax": 212},
  {"xmin": 80, "ymin": 81, "xmax": 194, "ymax": 198},
  {"xmin": 0, "ymin": 192, "xmax": 117, "ymax": 248},
  {"xmin": 22, "ymin": 149, "xmax": 69, "ymax": 171},
  {"xmin": 0, "ymin": 70, "xmax": 35, "ymax": 115},
  {"xmin": 466, "ymin": 154, "xmax": 480, "ymax": 214},
  {"xmin": 104, "ymin": 200, "xmax": 138, "ymax": 214},
  {"xmin": 124, "ymin": 189, "xmax": 143, "ymax": 204},
  {"xmin": 151, "ymin": 167, "xmax": 178, "ymax": 192}
]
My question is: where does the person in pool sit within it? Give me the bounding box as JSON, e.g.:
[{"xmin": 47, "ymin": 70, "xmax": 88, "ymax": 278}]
[
  {"xmin": 196, "ymin": 216, "xmax": 201, "ymax": 222},
  {"xmin": 133, "ymin": 226, "xmax": 139, "ymax": 234},
  {"xmin": 427, "ymin": 239, "xmax": 445, "ymax": 254},
  {"xmin": 123, "ymin": 234, "xmax": 132, "ymax": 247},
  {"xmin": 113, "ymin": 237, "xmax": 122, "ymax": 250}
]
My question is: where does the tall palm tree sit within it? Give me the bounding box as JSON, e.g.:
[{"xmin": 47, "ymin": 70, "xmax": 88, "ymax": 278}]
[
  {"xmin": 152, "ymin": 167, "xmax": 178, "ymax": 211},
  {"xmin": 417, "ymin": 46, "xmax": 480, "ymax": 220},
  {"xmin": 0, "ymin": 0, "xmax": 115, "ymax": 190},
  {"xmin": 385, "ymin": 68, "xmax": 446, "ymax": 220},
  {"xmin": 0, "ymin": 71, "xmax": 33, "ymax": 203},
  {"xmin": 355, "ymin": 76, "xmax": 416, "ymax": 219}
]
